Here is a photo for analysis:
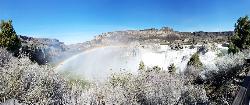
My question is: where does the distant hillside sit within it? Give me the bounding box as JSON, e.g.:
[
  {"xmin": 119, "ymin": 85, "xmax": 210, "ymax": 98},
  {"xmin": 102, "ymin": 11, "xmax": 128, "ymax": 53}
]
[{"xmin": 70, "ymin": 27, "xmax": 233, "ymax": 51}]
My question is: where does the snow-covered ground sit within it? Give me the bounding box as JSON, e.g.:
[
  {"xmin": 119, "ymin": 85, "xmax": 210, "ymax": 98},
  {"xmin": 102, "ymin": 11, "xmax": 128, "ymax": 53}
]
[{"xmin": 55, "ymin": 44, "xmax": 228, "ymax": 80}]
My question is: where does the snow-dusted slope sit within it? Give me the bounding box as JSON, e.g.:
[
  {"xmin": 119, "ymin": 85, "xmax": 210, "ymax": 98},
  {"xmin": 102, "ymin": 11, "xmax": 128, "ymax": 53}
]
[{"xmin": 55, "ymin": 44, "xmax": 228, "ymax": 80}]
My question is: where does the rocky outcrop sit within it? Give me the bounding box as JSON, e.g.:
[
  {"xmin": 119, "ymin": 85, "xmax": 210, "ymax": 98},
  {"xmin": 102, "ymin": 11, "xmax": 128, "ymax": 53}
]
[
  {"xmin": 19, "ymin": 35, "xmax": 67, "ymax": 64},
  {"xmin": 70, "ymin": 27, "xmax": 233, "ymax": 50}
]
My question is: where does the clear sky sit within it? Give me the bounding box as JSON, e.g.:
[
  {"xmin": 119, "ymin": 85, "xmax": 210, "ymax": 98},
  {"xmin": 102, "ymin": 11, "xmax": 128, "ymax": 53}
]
[{"xmin": 1, "ymin": 0, "xmax": 250, "ymax": 44}]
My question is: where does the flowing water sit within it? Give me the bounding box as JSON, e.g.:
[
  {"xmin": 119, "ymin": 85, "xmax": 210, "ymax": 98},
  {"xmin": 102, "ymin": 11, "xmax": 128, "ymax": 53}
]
[{"xmin": 55, "ymin": 44, "xmax": 228, "ymax": 80}]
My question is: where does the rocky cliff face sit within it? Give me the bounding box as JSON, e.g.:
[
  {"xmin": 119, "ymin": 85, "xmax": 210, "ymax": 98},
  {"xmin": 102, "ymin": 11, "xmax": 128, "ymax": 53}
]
[
  {"xmin": 19, "ymin": 35, "xmax": 68, "ymax": 64},
  {"xmin": 70, "ymin": 27, "xmax": 233, "ymax": 51}
]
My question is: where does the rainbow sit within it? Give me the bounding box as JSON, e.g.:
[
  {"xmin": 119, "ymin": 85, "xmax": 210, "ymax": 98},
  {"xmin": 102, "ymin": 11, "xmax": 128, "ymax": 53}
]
[{"xmin": 54, "ymin": 45, "xmax": 128, "ymax": 72}]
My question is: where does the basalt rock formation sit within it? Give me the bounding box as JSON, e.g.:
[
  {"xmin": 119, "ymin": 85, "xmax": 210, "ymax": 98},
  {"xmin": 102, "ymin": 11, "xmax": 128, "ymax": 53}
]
[
  {"xmin": 19, "ymin": 35, "xmax": 67, "ymax": 64},
  {"xmin": 70, "ymin": 27, "xmax": 233, "ymax": 51}
]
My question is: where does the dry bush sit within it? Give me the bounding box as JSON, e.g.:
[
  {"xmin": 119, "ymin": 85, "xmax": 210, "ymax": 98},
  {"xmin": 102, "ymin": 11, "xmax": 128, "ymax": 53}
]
[
  {"xmin": 78, "ymin": 67, "xmax": 208, "ymax": 105},
  {"xmin": 198, "ymin": 50, "xmax": 249, "ymax": 104},
  {"xmin": 0, "ymin": 47, "xmax": 12, "ymax": 66},
  {"xmin": 0, "ymin": 54, "xmax": 70, "ymax": 104}
]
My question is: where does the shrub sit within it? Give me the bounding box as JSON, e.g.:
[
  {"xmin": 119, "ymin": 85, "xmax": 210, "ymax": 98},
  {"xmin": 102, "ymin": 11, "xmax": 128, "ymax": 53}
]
[
  {"xmin": 0, "ymin": 20, "xmax": 21, "ymax": 54},
  {"xmin": 168, "ymin": 63, "xmax": 176, "ymax": 74},
  {"xmin": 228, "ymin": 42, "xmax": 240, "ymax": 54},
  {"xmin": 184, "ymin": 65, "xmax": 201, "ymax": 80},
  {"xmin": 59, "ymin": 71, "xmax": 90, "ymax": 89},
  {"xmin": 197, "ymin": 50, "xmax": 247, "ymax": 104},
  {"xmin": 187, "ymin": 53, "xmax": 203, "ymax": 68},
  {"xmin": 138, "ymin": 61, "xmax": 145, "ymax": 71},
  {"xmin": 80, "ymin": 65, "xmax": 208, "ymax": 105},
  {"xmin": 228, "ymin": 15, "xmax": 250, "ymax": 54},
  {"xmin": 0, "ymin": 47, "xmax": 12, "ymax": 66},
  {"xmin": 0, "ymin": 55, "xmax": 70, "ymax": 104}
]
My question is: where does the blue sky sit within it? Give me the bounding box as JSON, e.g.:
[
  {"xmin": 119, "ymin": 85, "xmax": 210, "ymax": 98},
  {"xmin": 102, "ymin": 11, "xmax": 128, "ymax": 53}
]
[{"xmin": 1, "ymin": 0, "xmax": 250, "ymax": 44}]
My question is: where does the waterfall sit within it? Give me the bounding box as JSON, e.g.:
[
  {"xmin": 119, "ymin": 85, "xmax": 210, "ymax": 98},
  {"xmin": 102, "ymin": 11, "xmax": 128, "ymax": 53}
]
[{"xmin": 55, "ymin": 44, "xmax": 228, "ymax": 81}]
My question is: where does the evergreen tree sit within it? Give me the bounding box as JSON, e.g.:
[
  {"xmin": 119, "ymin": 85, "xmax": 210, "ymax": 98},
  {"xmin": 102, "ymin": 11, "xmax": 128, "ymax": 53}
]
[
  {"xmin": 0, "ymin": 20, "xmax": 21, "ymax": 53},
  {"xmin": 228, "ymin": 15, "xmax": 250, "ymax": 54},
  {"xmin": 187, "ymin": 53, "xmax": 203, "ymax": 68}
]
